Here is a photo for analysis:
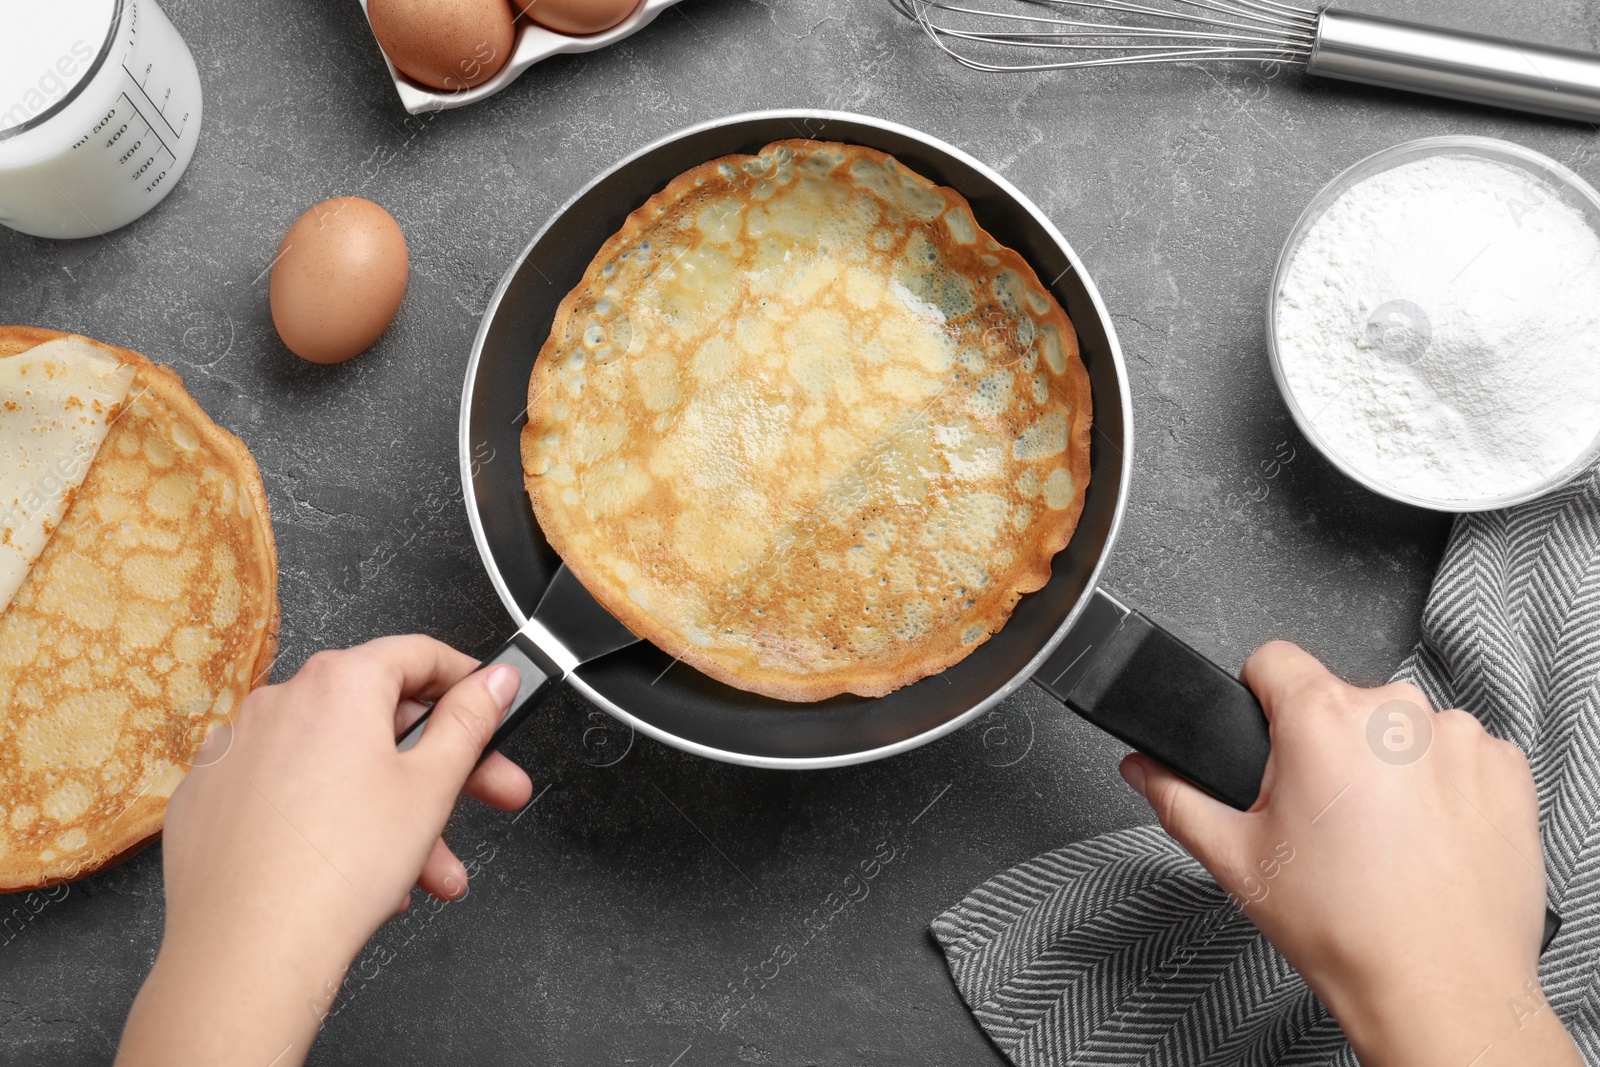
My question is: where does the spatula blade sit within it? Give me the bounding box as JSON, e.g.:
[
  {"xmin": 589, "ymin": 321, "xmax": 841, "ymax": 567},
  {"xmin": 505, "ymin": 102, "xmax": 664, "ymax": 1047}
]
[{"xmin": 531, "ymin": 562, "xmax": 641, "ymax": 666}]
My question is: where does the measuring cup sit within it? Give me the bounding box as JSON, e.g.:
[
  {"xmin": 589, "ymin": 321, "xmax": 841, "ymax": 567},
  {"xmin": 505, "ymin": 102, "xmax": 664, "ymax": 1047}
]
[{"xmin": 0, "ymin": 0, "xmax": 203, "ymax": 239}]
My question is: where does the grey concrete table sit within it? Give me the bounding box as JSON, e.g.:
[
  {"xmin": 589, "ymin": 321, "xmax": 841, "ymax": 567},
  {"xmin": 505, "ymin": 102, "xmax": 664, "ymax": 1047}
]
[{"xmin": 3, "ymin": 0, "xmax": 1596, "ymax": 1062}]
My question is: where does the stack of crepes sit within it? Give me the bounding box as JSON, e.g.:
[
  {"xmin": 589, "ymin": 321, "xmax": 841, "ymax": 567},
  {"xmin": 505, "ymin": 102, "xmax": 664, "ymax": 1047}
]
[{"xmin": 0, "ymin": 326, "xmax": 278, "ymax": 891}]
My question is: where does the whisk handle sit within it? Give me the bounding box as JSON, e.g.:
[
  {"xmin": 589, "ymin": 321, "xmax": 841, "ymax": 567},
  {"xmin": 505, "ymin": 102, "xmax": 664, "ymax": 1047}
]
[{"xmin": 1309, "ymin": 8, "xmax": 1600, "ymax": 124}]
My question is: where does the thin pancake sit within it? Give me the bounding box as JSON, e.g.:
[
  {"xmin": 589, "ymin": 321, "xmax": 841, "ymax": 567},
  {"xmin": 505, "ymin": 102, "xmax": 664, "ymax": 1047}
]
[
  {"xmin": 0, "ymin": 327, "xmax": 279, "ymax": 890},
  {"xmin": 522, "ymin": 140, "xmax": 1092, "ymax": 701},
  {"xmin": 0, "ymin": 337, "xmax": 136, "ymax": 615}
]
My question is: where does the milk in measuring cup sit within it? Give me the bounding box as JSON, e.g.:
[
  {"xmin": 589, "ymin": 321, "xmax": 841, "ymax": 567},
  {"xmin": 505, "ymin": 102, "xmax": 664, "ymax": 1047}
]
[{"xmin": 0, "ymin": 0, "xmax": 203, "ymax": 238}]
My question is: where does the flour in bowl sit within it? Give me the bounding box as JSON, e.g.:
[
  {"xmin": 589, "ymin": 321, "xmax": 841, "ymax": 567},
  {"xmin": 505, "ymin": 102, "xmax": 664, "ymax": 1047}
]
[{"xmin": 1274, "ymin": 153, "xmax": 1600, "ymax": 506}]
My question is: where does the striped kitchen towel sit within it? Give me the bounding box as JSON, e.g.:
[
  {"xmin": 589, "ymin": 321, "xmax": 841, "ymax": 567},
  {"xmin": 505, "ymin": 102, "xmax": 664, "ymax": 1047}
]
[{"xmin": 932, "ymin": 462, "xmax": 1600, "ymax": 1065}]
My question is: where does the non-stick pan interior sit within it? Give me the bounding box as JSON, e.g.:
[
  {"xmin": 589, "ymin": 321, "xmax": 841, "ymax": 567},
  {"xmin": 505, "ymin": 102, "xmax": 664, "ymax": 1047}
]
[{"xmin": 465, "ymin": 112, "xmax": 1128, "ymax": 764}]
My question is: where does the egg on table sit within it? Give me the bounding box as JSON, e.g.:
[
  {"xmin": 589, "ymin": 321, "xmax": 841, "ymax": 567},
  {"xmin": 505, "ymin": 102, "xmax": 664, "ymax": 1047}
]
[
  {"xmin": 367, "ymin": 0, "xmax": 515, "ymax": 90},
  {"xmin": 516, "ymin": 0, "xmax": 640, "ymax": 35},
  {"xmin": 269, "ymin": 197, "xmax": 409, "ymax": 365}
]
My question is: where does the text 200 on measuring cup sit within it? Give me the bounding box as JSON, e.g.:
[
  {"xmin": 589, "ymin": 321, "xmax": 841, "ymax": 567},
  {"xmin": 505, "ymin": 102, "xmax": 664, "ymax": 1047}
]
[{"xmin": 0, "ymin": 0, "xmax": 203, "ymax": 239}]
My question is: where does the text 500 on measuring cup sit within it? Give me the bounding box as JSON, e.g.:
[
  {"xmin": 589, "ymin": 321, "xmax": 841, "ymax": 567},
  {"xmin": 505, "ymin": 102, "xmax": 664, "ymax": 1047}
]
[{"xmin": 0, "ymin": 0, "xmax": 203, "ymax": 239}]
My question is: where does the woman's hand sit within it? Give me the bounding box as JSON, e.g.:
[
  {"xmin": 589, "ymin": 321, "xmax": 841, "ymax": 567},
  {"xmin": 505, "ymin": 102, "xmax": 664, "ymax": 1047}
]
[
  {"xmin": 1120, "ymin": 640, "xmax": 1579, "ymax": 1067},
  {"xmin": 118, "ymin": 635, "xmax": 532, "ymax": 1067}
]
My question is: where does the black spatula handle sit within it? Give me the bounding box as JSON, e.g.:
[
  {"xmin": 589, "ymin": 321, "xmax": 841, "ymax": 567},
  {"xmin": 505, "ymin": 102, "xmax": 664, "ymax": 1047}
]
[
  {"xmin": 1034, "ymin": 588, "xmax": 1561, "ymax": 953},
  {"xmin": 396, "ymin": 631, "xmax": 564, "ymax": 758}
]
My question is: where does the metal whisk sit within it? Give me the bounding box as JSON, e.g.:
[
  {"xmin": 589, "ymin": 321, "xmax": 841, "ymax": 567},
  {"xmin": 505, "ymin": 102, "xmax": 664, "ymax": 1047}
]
[
  {"xmin": 889, "ymin": 0, "xmax": 1600, "ymax": 124},
  {"xmin": 891, "ymin": 0, "xmax": 1319, "ymax": 71}
]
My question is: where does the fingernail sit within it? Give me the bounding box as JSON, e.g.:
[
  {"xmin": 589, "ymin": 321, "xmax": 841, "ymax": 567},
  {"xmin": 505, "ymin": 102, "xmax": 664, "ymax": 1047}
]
[
  {"xmin": 1119, "ymin": 756, "xmax": 1146, "ymax": 797},
  {"xmin": 485, "ymin": 665, "xmax": 521, "ymax": 709}
]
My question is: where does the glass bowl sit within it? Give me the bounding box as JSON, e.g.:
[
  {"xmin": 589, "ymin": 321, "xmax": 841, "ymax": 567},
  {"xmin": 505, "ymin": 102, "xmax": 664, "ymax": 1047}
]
[{"xmin": 1266, "ymin": 135, "xmax": 1600, "ymax": 512}]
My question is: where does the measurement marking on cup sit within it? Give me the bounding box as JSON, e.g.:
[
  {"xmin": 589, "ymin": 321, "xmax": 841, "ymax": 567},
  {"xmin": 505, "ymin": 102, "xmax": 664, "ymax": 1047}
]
[
  {"xmin": 122, "ymin": 65, "xmax": 181, "ymax": 140},
  {"xmin": 1309, "ymin": 781, "xmax": 1352, "ymax": 825},
  {"xmin": 113, "ymin": 92, "xmax": 173, "ymax": 160}
]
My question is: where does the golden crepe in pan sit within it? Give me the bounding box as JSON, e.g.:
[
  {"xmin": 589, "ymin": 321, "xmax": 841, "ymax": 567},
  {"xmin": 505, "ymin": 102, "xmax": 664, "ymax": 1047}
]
[
  {"xmin": 521, "ymin": 140, "xmax": 1092, "ymax": 701},
  {"xmin": 0, "ymin": 326, "xmax": 279, "ymax": 890}
]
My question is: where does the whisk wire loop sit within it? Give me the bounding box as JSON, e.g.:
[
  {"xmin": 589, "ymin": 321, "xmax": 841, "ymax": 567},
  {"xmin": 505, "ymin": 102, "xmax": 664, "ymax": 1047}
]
[
  {"xmin": 890, "ymin": 0, "xmax": 1321, "ymax": 72},
  {"xmin": 919, "ymin": 3, "xmax": 1308, "ymax": 47},
  {"xmin": 1057, "ymin": 0, "xmax": 1315, "ymax": 35}
]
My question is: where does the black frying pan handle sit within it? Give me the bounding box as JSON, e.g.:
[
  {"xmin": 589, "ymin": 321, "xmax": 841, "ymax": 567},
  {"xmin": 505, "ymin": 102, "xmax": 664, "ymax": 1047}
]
[
  {"xmin": 396, "ymin": 631, "xmax": 565, "ymax": 758},
  {"xmin": 1033, "ymin": 588, "xmax": 1561, "ymax": 953}
]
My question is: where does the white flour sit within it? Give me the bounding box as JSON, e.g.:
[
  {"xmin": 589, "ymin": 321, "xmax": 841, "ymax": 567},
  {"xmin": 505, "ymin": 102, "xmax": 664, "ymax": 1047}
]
[{"xmin": 1275, "ymin": 154, "xmax": 1600, "ymax": 505}]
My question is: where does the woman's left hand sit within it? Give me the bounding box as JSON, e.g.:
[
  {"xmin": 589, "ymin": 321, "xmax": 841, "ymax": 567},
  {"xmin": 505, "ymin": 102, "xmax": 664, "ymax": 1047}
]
[{"xmin": 119, "ymin": 634, "xmax": 532, "ymax": 1067}]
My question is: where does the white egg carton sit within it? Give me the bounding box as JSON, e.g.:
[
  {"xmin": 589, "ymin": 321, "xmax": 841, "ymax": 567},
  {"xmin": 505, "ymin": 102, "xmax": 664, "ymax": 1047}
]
[{"xmin": 357, "ymin": 0, "xmax": 687, "ymax": 114}]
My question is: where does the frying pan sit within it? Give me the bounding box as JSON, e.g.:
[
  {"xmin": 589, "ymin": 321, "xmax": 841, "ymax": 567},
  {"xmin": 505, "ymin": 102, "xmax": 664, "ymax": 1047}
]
[
  {"xmin": 421, "ymin": 109, "xmax": 1266, "ymax": 805},
  {"xmin": 404, "ymin": 109, "xmax": 1558, "ymax": 948}
]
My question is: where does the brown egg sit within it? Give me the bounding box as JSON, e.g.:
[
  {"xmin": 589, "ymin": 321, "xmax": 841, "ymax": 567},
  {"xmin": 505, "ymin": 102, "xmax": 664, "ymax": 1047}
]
[
  {"xmin": 367, "ymin": 0, "xmax": 515, "ymax": 91},
  {"xmin": 519, "ymin": 0, "xmax": 640, "ymax": 35},
  {"xmin": 269, "ymin": 197, "xmax": 409, "ymax": 365}
]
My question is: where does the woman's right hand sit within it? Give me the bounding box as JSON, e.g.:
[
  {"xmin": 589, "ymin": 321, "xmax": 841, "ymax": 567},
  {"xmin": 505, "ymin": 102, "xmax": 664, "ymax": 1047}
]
[{"xmin": 1118, "ymin": 641, "xmax": 1580, "ymax": 1067}]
